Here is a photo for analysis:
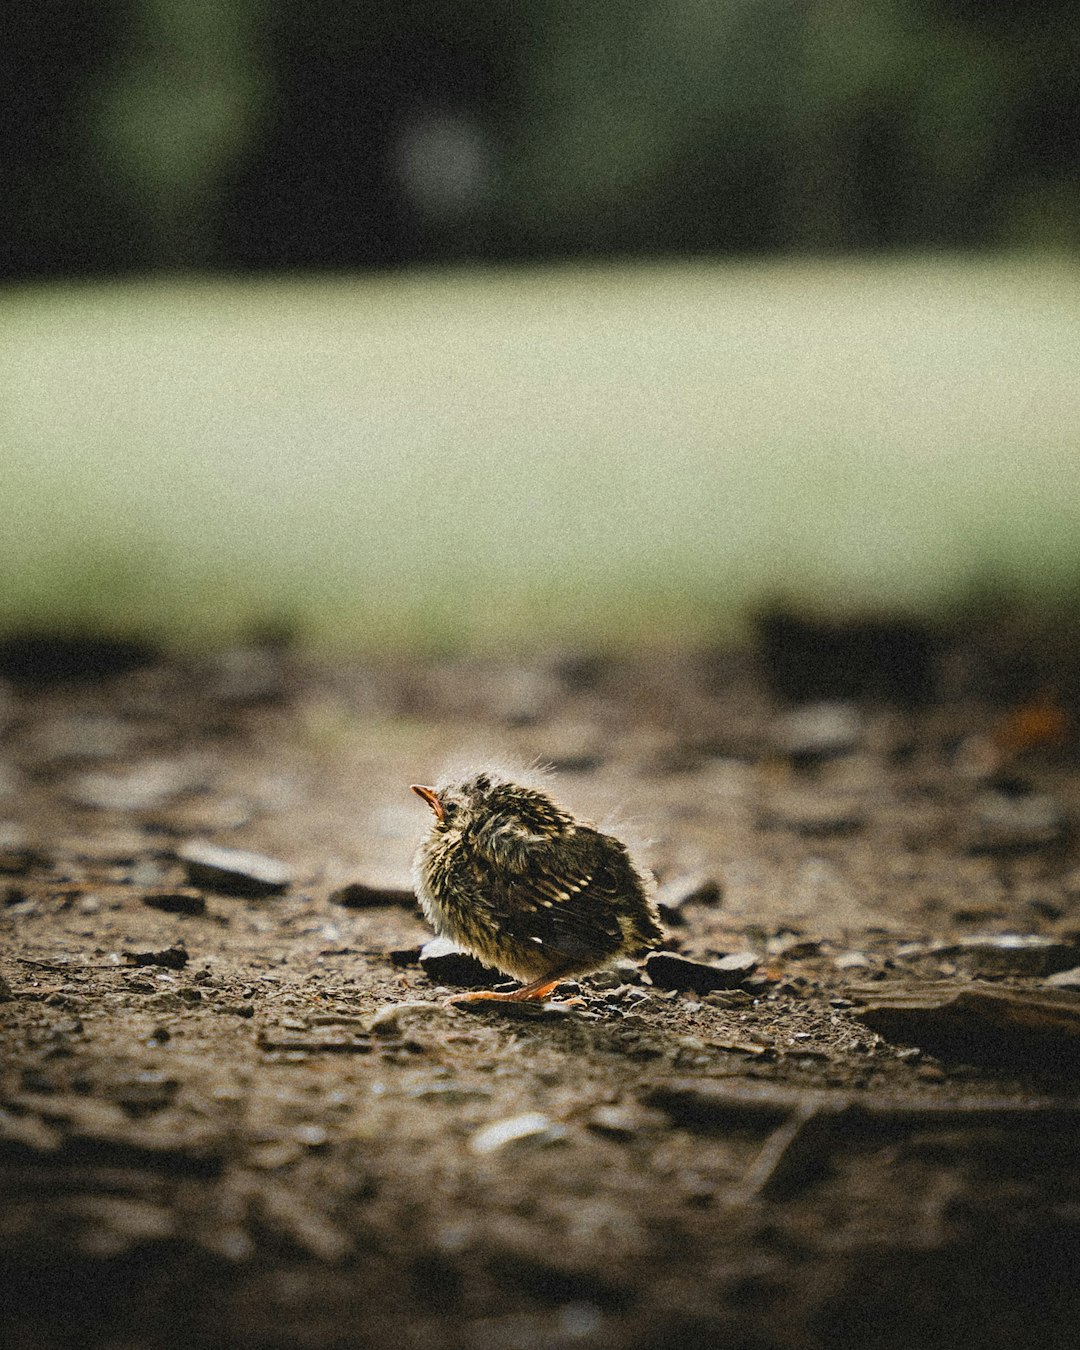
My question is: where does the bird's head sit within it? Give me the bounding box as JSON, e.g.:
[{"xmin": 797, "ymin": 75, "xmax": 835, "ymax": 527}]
[{"xmin": 411, "ymin": 770, "xmax": 571, "ymax": 840}]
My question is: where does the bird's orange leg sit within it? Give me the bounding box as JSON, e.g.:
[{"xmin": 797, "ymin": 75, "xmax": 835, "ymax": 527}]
[{"xmin": 449, "ymin": 974, "xmax": 566, "ymax": 1004}]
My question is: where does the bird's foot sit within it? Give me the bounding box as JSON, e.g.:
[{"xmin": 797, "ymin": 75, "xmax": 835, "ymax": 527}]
[{"xmin": 448, "ymin": 975, "xmax": 570, "ymax": 1005}]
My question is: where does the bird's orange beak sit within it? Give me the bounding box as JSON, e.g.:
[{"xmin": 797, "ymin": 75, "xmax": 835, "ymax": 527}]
[{"xmin": 411, "ymin": 784, "xmax": 445, "ymax": 822}]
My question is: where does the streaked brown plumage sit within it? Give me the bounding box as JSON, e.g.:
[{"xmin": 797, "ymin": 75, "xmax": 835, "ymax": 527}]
[{"xmin": 411, "ymin": 771, "xmax": 663, "ymax": 1002}]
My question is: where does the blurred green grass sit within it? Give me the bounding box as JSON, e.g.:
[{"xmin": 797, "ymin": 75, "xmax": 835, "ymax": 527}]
[{"xmin": 3, "ymin": 255, "xmax": 1079, "ymax": 651}]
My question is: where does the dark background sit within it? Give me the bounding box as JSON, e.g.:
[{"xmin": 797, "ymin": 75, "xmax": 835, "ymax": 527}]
[{"xmin": 5, "ymin": 0, "xmax": 1080, "ymax": 282}]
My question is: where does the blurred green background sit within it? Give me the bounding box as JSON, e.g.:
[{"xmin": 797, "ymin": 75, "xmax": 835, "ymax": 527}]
[{"xmin": 3, "ymin": 0, "xmax": 1080, "ymax": 652}]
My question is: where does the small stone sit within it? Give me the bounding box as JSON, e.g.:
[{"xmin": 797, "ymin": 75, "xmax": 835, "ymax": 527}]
[
  {"xmin": 56, "ymin": 830, "xmax": 146, "ymax": 863},
  {"xmin": 1044, "ymin": 967, "xmax": 1080, "ymax": 991},
  {"xmin": 0, "ymin": 822, "xmax": 36, "ymax": 875},
  {"xmin": 249, "ymin": 1139, "xmax": 304, "ymax": 1170},
  {"xmin": 773, "ymin": 702, "xmax": 862, "ymax": 761},
  {"xmin": 153, "ymin": 797, "xmax": 252, "ymax": 834},
  {"xmin": 293, "ymin": 1123, "xmax": 329, "ymax": 1148},
  {"xmin": 656, "ymin": 874, "xmax": 723, "ymax": 914},
  {"xmin": 128, "ymin": 858, "xmax": 170, "ymax": 886},
  {"xmin": 124, "ymin": 945, "xmax": 189, "ymax": 970},
  {"xmin": 0, "ymin": 1105, "xmax": 60, "ymax": 1152},
  {"xmin": 965, "ymin": 790, "xmax": 1065, "ymax": 855},
  {"xmin": 177, "ymin": 840, "xmax": 291, "ymax": 897},
  {"xmin": 65, "ymin": 759, "xmax": 205, "ymax": 812},
  {"xmin": 702, "ymin": 989, "xmax": 753, "ymax": 1008},
  {"xmin": 469, "ymin": 1112, "xmax": 565, "ymax": 1155},
  {"xmin": 419, "ymin": 938, "xmax": 503, "ymax": 989},
  {"xmin": 329, "ymin": 879, "xmax": 416, "ymax": 909},
  {"xmin": 761, "ymin": 788, "xmax": 866, "ymax": 837},
  {"xmin": 768, "ymin": 934, "xmax": 824, "ymax": 959},
  {"xmin": 28, "ymin": 714, "xmax": 145, "ymax": 764},
  {"xmin": 369, "ymin": 1001, "xmax": 445, "ymax": 1036},
  {"xmin": 586, "ymin": 1103, "xmax": 666, "ymax": 1138},
  {"xmin": 587, "ymin": 970, "xmax": 624, "ymax": 992},
  {"xmin": 141, "ymin": 887, "xmax": 207, "ymax": 916},
  {"xmin": 944, "ymin": 934, "xmax": 1080, "ymax": 978},
  {"xmin": 645, "ymin": 950, "xmax": 758, "ymax": 994},
  {"xmin": 409, "ymin": 1080, "xmax": 492, "ymax": 1103}
]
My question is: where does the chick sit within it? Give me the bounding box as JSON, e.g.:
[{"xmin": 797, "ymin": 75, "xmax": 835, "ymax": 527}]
[{"xmin": 411, "ymin": 771, "xmax": 662, "ymax": 1002}]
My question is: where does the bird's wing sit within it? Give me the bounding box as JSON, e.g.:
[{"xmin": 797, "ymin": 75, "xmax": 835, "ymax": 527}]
[{"xmin": 489, "ymin": 826, "xmax": 637, "ymax": 966}]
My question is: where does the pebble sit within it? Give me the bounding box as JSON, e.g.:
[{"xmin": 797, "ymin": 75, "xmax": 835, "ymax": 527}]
[
  {"xmin": 124, "ymin": 945, "xmax": 189, "ymax": 970},
  {"xmin": 65, "ymin": 758, "xmax": 204, "ymax": 812},
  {"xmin": 141, "ymin": 887, "xmax": 207, "ymax": 916},
  {"xmin": 702, "ymin": 989, "xmax": 753, "ymax": 1008},
  {"xmin": 408, "ymin": 1081, "xmax": 492, "ymax": 1103},
  {"xmin": 655, "ymin": 874, "xmax": 723, "ymax": 920},
  {"xmin": 128, "ymin": 858, "xmax": 170, "ymax": 887},
  {"xmin": 368, "ymin": 1001, "xmax": 446, "ymax": 1036},
  {"xmin": 177, "ymin": 840, "xmax": 292, "ymax": 897},
  {"xmin": 645, "ymin": 950, "xmax": 758, "ymax": 994},
  {"xmin": 153, "ymin": 797, "xmax": 253, "ymax": 834},
  {"xmin": 0, "ymin": 821, "xmax": 36, "ymax": 875},
  {"xmin": 965, "ymin": 790, "xmax": 1065, "ymax": 854},
  {"xmin": 943, "ymin": 934, "xmax": 1080, "ymax": 978},
  {"xmin": 772, "ymin": 701, "xmax": 862, "ymax": 761},
  {"xmin": 249, "ymin": 1139, "xmax": 304, "ymax": 1170},
  {"xmin": 760, "ymin": 788, "xmax": 866, "ymax": 837},
  {"xmin": 469, "ymin": 1112, "xmax": 565, "ymax": 1155},
  {"xmin": 768, "ymin": 934, "xmax": 824, "ymax": 959},
  {"xmin": 56, "ymin": 830, "xmax": 147, "ymax": 862},
  {"xmin": 419, "ymin": 937, "xmax": 504, "ymax": 988},
  {"xmin": 27, "ymin": 714, "xmax": 143, "ymax": 764},
  {"xmin": 586, "ymin": 1103, "xmax": 665, "ymax": 1138},
  {"xmin": 1044, "ymin": 967, "xmax": 1080, "ymax": 991},
  {"xmin": 329, "ymin": 878, "xmax": 416, "ymax": 909}
]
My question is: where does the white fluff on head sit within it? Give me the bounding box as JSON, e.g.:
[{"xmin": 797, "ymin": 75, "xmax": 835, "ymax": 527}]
[{"xmin": 431, "ymin": 756, "xmax": 554, "ymax": 797}]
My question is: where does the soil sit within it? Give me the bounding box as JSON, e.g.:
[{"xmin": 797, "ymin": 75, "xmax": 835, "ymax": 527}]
[{"xmin": 2, "ymin": 634, "xmax": 1080, "ymax": 1350}]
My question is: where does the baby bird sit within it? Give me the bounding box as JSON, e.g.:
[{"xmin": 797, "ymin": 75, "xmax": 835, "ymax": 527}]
[{"xmin": 411, "ymin": 771, "xmax": 663, "ymax": 1002}]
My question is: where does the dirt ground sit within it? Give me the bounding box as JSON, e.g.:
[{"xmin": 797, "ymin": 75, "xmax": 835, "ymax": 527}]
[{"xmin": 2, "ymin": 629, "xmax": 1080, "ymax": 1350}]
